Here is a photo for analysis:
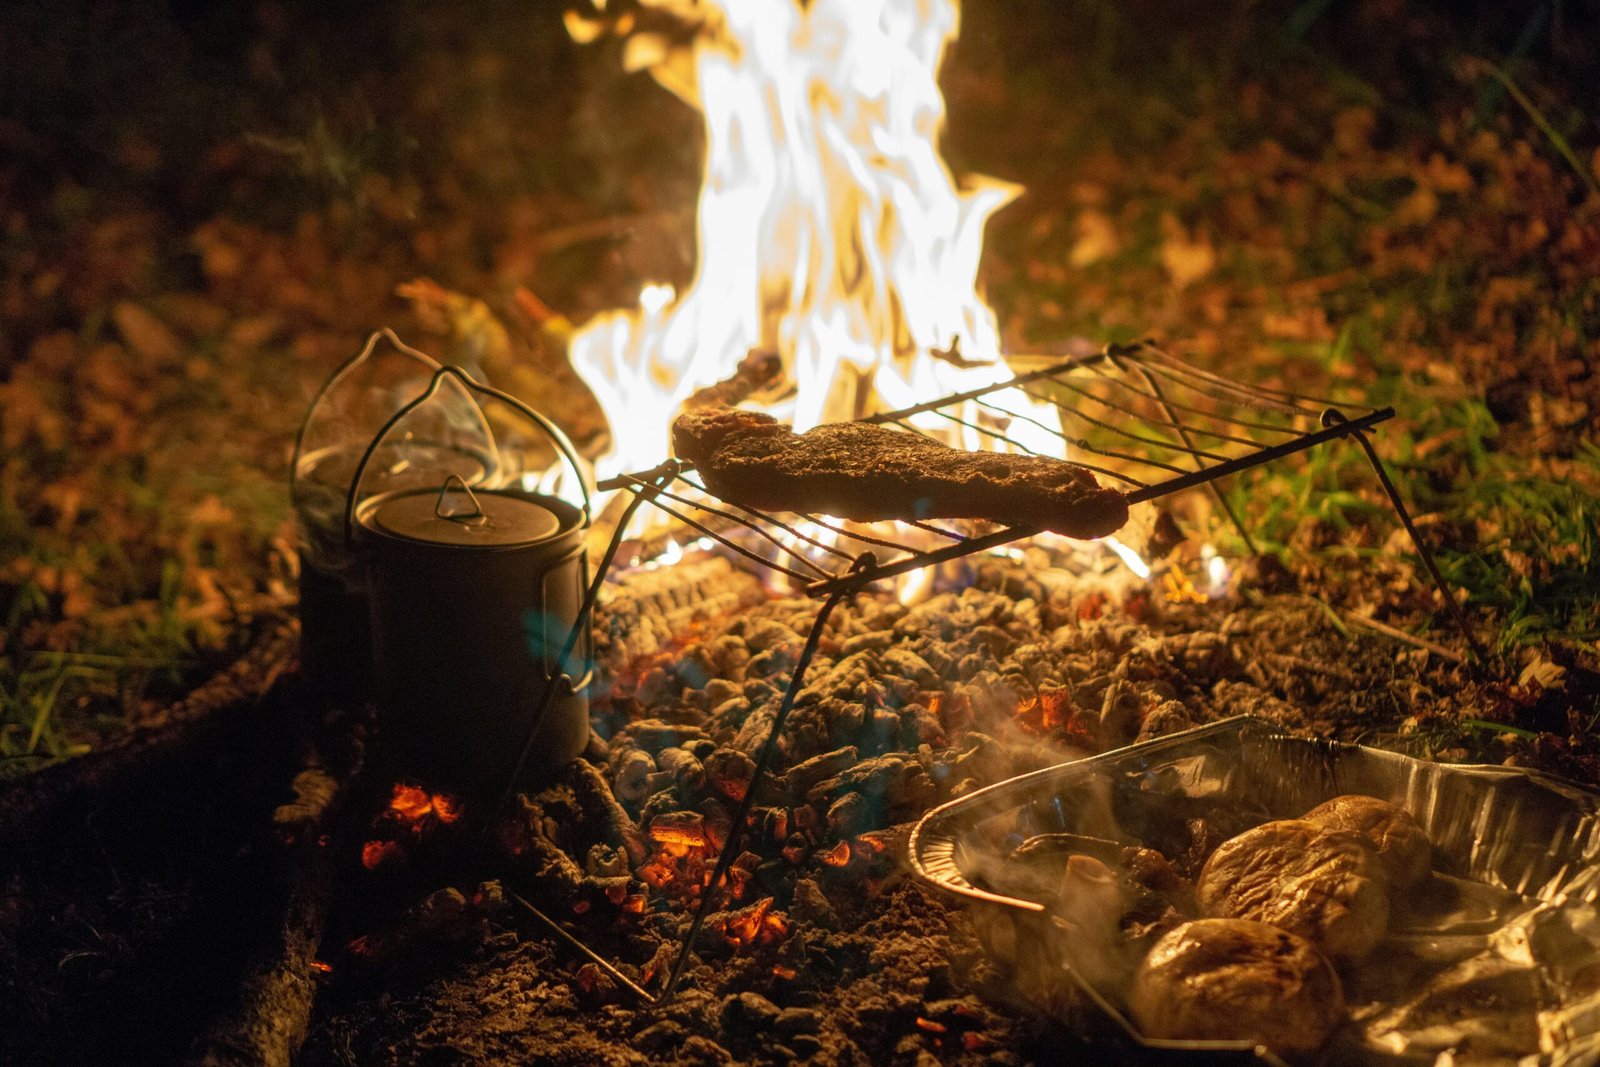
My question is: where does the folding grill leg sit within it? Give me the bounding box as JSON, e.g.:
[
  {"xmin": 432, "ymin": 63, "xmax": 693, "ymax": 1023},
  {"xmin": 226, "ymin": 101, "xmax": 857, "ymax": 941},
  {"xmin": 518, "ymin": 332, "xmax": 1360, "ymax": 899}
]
[
  {"xmin": 654, "ymin": 577, "xmax": 858, "ymax": 1003},
  {"xmin": 508, "ymin": 561, "xmax": 867, "ymax": 1009},
  {"xmin": 1123, "ymin": 353, "xmax": 1261, "ymax": 557},
  {"xmin": 1342, "ymin": 424, "xmax": 1489, "ymax": 663}
]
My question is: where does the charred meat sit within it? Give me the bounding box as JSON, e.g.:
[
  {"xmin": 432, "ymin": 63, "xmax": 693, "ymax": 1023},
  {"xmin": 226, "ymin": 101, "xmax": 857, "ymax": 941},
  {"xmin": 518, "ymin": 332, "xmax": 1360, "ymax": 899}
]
[{"xmin": 671, "ymin": 406, "xmax": 1129, "ymax": 539}]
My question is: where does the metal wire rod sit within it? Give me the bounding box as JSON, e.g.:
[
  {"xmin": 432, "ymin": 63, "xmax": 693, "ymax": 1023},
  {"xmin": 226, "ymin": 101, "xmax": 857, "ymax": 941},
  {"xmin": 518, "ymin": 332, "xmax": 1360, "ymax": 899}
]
[
  {"xmin": 972, "ymin": 395, "xmax": 1074, "ymax": 443},
  {"xmin": 883, "ymin": 417, "xmax": 944, "ymax": 440},
  {"xmin": 797, "ymin": 514, "xmax": 924, "ymax": 556},
  {"xmin": 1030, "ymin": 380, "xmax": 1230, "ymax": 468},
  {"xmin": 1116, "ymin": 354, "xmax": 1262, "ymax": 556},
  {"xmin": 625, "ymin": 476, "xmax": 835, "ymax": 579},
  {"xmin": 858, "ymin": 352, "xmax": 1113, "ymax": 425},
  {"xmin": 1033, "ymin": 374, "xmax": 1238, "ymax": 461},
  {"xmin": 925, "ymin": 407, "xmax": 1045, "ymax": 455},
  {"xmin": 1123, "ymin": 407, "xmax": 1395, "ymax": 504},
  {"xmin": 657, "ymin": 569, "xmax": 865, "ymax": 1001},
  {"xmin": 1134, "ymin": 352, "xmax": 1329, "ymax": 418},
  {"xmin": 646, "ymin": 498, "xmax": 822, "ymax": 583},
  {"xmin": 491, "ymin": 462, "xmax": 674, "ymax": 834},
  {"xmin": 903, "ymin": 518, "xmax": 968, "ymax": 542},
  {"xmin": 611, "ymin": 471, "xmax": 830, "ymax": 577},
  {"xmin": 808, "ymin": 524, "xmax": 1040, "ymax": 594},
  {"xmin": 902, "ymin": 404, "xmax": 1149, "ymax": 489},
  {"xmin": 1068, "ymin": 360, "xmax": 1303, "ymax": 443},
  {"xmin": 510, "ymin": 891, "xmax": 658, "ymax": 1003},
  {"xmin": 1137, "ymin": 341, "xmax": 1361, "ymax": 413},
  {"xmin": 1341, "ymin": 421, "xmax": 1488, "ymax": 663}
]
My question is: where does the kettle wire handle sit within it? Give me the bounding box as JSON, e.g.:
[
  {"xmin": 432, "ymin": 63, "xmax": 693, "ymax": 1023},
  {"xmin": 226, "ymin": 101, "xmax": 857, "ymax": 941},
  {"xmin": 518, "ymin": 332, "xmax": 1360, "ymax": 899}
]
[
  {"xmin": 290, "ymin": 328, "xmax": 502, "ymax": 514},
  {"xmin": 343, "ymin": 364, "xmax": 594, "ymax": 549}
]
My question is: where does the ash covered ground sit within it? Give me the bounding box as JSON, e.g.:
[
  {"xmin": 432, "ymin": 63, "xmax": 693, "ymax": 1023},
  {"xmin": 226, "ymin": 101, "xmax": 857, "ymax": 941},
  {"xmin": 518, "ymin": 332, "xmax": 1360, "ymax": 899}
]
[{"xmin": 301, "ymin": 550, "xmax": 1504, "ymax": 1065}]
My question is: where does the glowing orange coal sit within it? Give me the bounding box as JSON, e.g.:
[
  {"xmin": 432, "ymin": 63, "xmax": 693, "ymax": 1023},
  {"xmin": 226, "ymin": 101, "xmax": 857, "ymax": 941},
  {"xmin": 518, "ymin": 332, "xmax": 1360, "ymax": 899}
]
[
  {"xmin": 358, "ymin": 781, "xmax": 465, "ymax": 871},
  {"xmin": 638, "ymin": 814, "xmax": 722, "ymax": 899},
  {"xmin": 361, "ymin": 839, "xmax": 404, "ymax": 871},
  {"xmin": 717, "ymin": 896, "xmax": 790, "ymax": 951},
  {"xmin": 384, "ymin": 781, "xmax": 463, "ymax": 832}
]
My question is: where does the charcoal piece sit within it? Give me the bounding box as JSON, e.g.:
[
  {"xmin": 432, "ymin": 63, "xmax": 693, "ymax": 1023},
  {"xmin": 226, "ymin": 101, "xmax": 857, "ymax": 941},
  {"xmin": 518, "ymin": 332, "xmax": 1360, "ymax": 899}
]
[
  {"xmin": 784, "ymin": 746, "xmax": 859, "ymax": 800},
  {"xmin": 720, "ymin": 991, "xmax": 781, "ymax": 1034},
  {"xmin": 790, "ymin": 877, "xmax": 839, "ymax": 930},
  {"xmin": 615, "ymin": 719, "xmax": 713, "ymax": 754},
  {"xmin": 672, "ymin": 406, "xmax": 1129, "ymax": 538},
  {"xmin": 705, "ymin": 748, "xmax": 756, "ymax": 802},
  {"xmin": 567, "ymin": 758, "xmax": 642, "ymax": 858},
  {"xmin": 656, "ymin": 747, "xmax": 706, "ymax": 793},
  {"xmin": 610, "ymin": 747, "xmax": 656, "ymax": 806},
  {"xmin": 827, "ymin": 791, "xmax": 870, "ymax": 837}
]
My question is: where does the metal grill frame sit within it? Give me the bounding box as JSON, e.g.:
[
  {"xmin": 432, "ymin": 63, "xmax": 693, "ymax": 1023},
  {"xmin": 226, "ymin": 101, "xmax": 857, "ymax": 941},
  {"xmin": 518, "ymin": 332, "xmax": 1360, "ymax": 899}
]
[{"xmin": 499, "ymin": 338, "xmax": 1483, "ymax": 1007}]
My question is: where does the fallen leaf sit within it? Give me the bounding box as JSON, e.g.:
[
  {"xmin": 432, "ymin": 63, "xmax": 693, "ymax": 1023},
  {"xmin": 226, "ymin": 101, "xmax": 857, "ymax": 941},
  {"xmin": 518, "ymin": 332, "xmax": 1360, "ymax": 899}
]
[
  {"xmin": 1158, "ymin": 214, "xmax": 1215, "ymax": 289},
  {"xmin": 112, "ymin": 301, "xmax": 184, "ymax": 363}
]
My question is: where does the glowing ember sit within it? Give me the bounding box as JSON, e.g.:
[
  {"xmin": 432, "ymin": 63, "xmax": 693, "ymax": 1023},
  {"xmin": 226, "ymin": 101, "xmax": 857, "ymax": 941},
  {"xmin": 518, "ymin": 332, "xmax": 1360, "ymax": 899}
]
[
  {"xmin": 361, "ymin": 839, "xmax": 403, "ymax": 870},
  {"xmin": 639, "ymin": 813, "xmax": 722, "ymax": 898},
  {"xmin": 818, "ymin": 840, "xmax": 852, "ymax": 867},
  {"xmin": 383, "ymin": 781, "xmax": 463, "ymax": 833},
  {"xmin": 716, "ymin": 896, "xmax": 790, "ymax": 950},
  {"xmin": 431, "ymin": 793, "xmax": 463, "ymax": 823},
  {"xmin": 358, "ymin": 781, "xmax": 465, "ymax": 872},
  {"xmin": 563, "ymin": 0, "xmax": 1063, "ymax": 504},
  {"xmin": 390, "ymin": 784, "xmax": 432, "ymax": 822}
]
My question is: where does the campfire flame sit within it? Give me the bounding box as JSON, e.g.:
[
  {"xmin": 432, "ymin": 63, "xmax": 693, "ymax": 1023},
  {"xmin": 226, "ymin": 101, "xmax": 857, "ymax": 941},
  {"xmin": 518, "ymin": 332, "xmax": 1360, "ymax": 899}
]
[
  {"xmin": 564, "ymin": 0, "xmax": 1063, "ymax": 493},
  {"xmin": 561, "ymin": 1, "xmax": 1225, "ymax": 594}
]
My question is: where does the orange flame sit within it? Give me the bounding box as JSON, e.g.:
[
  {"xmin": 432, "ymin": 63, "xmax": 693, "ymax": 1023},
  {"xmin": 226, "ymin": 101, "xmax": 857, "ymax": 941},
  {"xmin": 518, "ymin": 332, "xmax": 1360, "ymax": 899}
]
[{"xmin": 562, "ymin": 0, "xmax": 1065, "ymax": 511}]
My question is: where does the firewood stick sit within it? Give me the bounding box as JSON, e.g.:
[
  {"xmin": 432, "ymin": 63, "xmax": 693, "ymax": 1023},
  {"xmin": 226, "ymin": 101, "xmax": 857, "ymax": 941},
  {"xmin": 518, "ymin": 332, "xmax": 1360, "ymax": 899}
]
[
  {"xmin": 186, "ymin": 763, "xmax": 349, "ymax": 1067},
  {"xmin": 1344, "ymin": 611, "xmax": 1467, "ymax": 664},
  {"xmin": 0, "ymin": 619, "xmax": 298, "ymax": 846}
]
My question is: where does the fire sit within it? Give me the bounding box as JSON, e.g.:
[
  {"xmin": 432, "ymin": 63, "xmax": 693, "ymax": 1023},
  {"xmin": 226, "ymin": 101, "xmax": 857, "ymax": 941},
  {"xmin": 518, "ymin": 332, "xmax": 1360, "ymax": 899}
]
[
  {"xmin": 559, "ymin": 0, "xmax": 1229, "ymax": 592},
  {"xmin": 564, "ymin": 0, "xmax": 1063, "ymax": 501}
]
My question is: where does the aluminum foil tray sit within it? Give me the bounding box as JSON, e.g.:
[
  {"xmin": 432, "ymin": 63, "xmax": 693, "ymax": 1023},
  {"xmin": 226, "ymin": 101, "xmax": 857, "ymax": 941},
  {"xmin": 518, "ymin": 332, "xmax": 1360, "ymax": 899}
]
[{"xmin": 910, "ymin": 717, "xmax": 1600, "ymax": 1065}]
